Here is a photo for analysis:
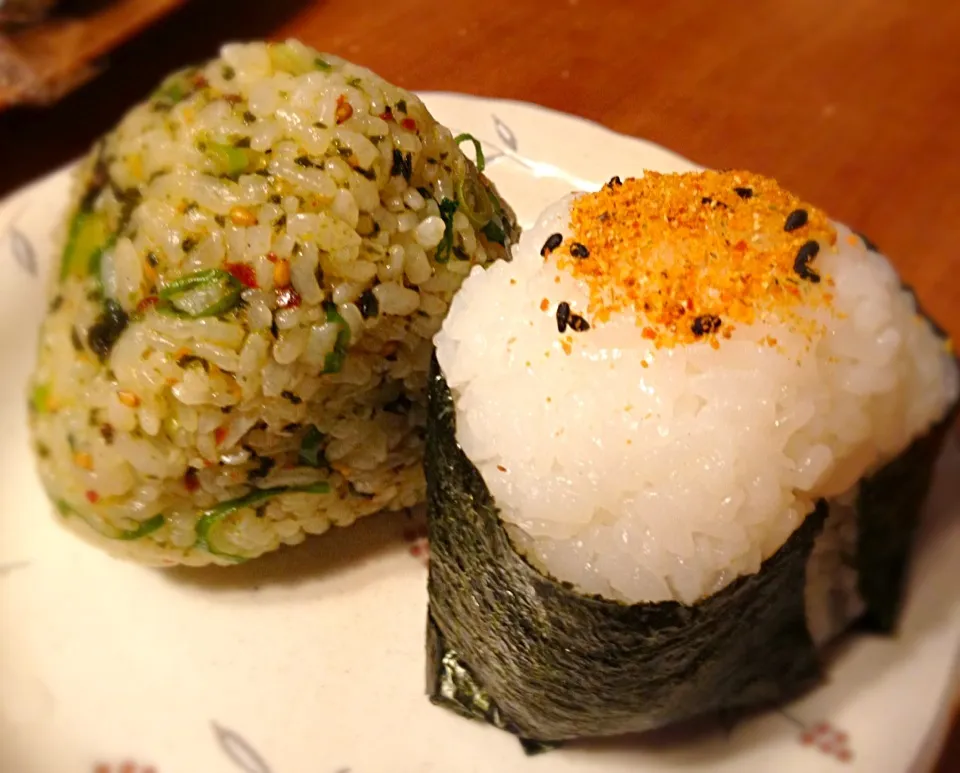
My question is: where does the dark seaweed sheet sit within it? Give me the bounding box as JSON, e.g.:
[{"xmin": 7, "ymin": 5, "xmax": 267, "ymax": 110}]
[
  {"xmin": 856, "ymin": 380, "xmax": 959, "ymax": 632},
  {"xmin": 426, "ymin": 359, "xmax": 828, "ymax": 742}
]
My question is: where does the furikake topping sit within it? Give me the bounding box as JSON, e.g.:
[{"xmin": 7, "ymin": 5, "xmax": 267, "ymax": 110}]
[
  {"xmin": 541, "ymin": 233, "xmax": 563, "ymax": 257},
  {"xmin": 692, "ymin": 314, "xmax": 722, "ymax": 337},
  {"xmin": 784, "ymin": 209, "xmax": 808, "ymax": 232},
  {"xmin": 550, "ymin": 170, "xmax": 837, "ymax": 348},
  {"xmin": 556, "ymin": 301, "xmax": 571, "ymax": 333}
]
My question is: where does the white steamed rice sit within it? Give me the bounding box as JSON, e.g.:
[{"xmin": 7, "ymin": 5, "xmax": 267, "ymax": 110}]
[{"xmin": 435, "ymin": 180, "xmax": 957, "ymax": 610}]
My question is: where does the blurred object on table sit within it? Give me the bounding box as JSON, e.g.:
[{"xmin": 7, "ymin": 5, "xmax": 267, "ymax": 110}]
[
  {"xmin": 0, "ymin": 0, "xmax": 184, "ymax": 109},
  {"xmin": 0, "ymin": 0, "xmax": 57, "ymax": 27}
]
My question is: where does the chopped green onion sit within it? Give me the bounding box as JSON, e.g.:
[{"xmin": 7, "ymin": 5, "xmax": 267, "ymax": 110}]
[
  {"xmin": 152, "ymin": 72, "xmax": 192, "ymax": 106},
  {"xmin": 269, "ymin": 42, "xmax": 314, "ymax": 75},
  {"xmin": 454, "ymin": 133, "xmax": 485, "ymax": 173},
  {"xmin": 436, "ymin": 198, "xmax": 459, "ymax": 263},
  {"xmin": 56, "ymin": 499, "xmax": 166, "ymax": 541},
  {"xmin": 205, "ymin": 142, "xmax": 260, "ymax": 178},
  {"xmin": 314, "ymin": 57, "xmax": 332, "ymax": 71},
  {"xmin": 455, "ymin": 171, "xmax": 495, "ymax": 229},
  {"xmin": 114, "ymin": 514, "xmax": 166, "ymax": 541},
  {"xmin": 322, "ymin": 302, "xmax": 352, "ymax": 374},
  {"xmin": 30, "ymin": 383, "xmax": 50, "ymax": 414},
  {"xmin": 158, "ymin": 269, "xmax": 243, "ymax": 318},
  {"xmin": 61, "ymin": 211, "xmax": 113, "ymax": 281},
  {"xmin": 194, "ymin": 482, "xmax": 331, "ymax": 561},
  {"xmin": 298, "ymin": 426, "xmax": 327, "ymax": 468}
]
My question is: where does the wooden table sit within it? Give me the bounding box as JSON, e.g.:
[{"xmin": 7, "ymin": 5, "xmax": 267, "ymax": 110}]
[{"xmin": 1, "ymin": 0, "xmax": 957, "ymax": 768}]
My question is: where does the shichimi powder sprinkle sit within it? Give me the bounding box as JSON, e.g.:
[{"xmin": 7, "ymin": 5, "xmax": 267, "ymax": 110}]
[{"xmin": 552, "ymin": 170, "xmax": 838, "ymax": 347}]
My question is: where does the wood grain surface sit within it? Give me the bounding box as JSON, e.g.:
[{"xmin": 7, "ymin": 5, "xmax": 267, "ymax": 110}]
[
  {"xmin": 0, "ymin": 0, "xmax": 185, "ymax": 108},
  {"xmin": 0, "ymin": 0, "xmax": 957, "ymax": 768}
]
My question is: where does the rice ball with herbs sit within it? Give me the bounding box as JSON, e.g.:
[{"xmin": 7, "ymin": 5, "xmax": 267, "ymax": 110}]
[{"xmin": 28, "ymin": 40, "xmax": 517, "ymax": 566}]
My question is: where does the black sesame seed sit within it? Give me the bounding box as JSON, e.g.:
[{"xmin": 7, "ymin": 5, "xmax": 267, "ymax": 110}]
[
  {"xmin": 294, "ymin": 155, "xmax": 315, "ymax": 168},
  {"xmin": 283, "ymin": 422, "xmax": 302, "ymax": 433},
  {"xmin": 701, "ymin": 196, "xmax": 713, "ymax": 205},
  {"xmin": 70, "ymin": 326, "xmax": 84, "ymax": 351},
  {"xmin": 605, "ymin": 175, "xmax": 623, "ymax": 188},
  {"xmin": 556, "ymin": 301, "xmax": 571, "ymax": 333},
  {"xmin": 733, "ymin": 187, "xmax": 753, "ymax": 199},
  {"xmin": 691, "ymin": 314, "xmax": 722, "ymax": 337},
  {"xmin": 541, "ymin": 233, "xmax": 563, "ymax": 257},
  {"xmin": 146, "ymin": 252, "xmax": 159, "ymax": 267},
  {"xmin": 358, "ymin": 289, "xmax": 379, "ymax": 318},
  {"xmin": 248, "ymin": 455, "xmax": 276, "ymax": 481},
  {"xmin": 391, "ymin": 149, "xmax": 413, "ymax": 181},
  {"xmin": 568, "ymin": 313, "xmax": 590, "ymax": 332},
  {"xmin": 242, "ymin": 111, "xmax": 257, "ymax": 124},
  {"xmin": 855, "ymin": 232, "xmax": 879, "ymax": 252},
  {"xmin": 793, "ymin": 240, "xmax": 822, "ymax": 282},
  {"xmin": 784, "ymin": 209, "xmax": 808, "ymax": 232},
  {"xmin": 570, "ymin": 242, "xmax": 590, "ymax": 259},
  {"xmin": 280, "ymin": 390, "xmax": 303, "ymax": 405},
  {"xmin": 181, "ymin": 237, "xmax": 197, "ymax": 253}
]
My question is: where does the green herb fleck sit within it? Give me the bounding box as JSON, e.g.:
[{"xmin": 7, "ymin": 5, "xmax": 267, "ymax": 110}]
[
  {"xmin": 436, "ymin": 198, "xmax": 459, "ymax": 263},
  {"xmin": 322, "ymin": 302, "xmax": 351, "ymax": 374},
  {"xmin": 298, "ymin": 426, "xmax": 327, "ymax": 468}
]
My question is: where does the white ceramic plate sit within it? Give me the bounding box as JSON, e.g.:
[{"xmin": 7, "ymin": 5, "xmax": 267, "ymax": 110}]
[{"xmin": 0, "ymin": 93, "xmax": 957, "ymax": 773}]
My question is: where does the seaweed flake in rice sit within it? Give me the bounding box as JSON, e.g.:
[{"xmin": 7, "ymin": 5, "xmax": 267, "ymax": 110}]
[
  {"xmin": 27, "ymin": 40, "xmax": 518, "ymax": 566},
  {"xmin": 427, "ymin": 170, "xmax": 959, "ymax": 742}
]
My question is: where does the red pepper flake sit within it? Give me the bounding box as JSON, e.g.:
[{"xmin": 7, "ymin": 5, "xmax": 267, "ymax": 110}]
[
  {"xmin": 379, "ymin": 107, "xmax": 395, "ymax": 122},
  {"xmin": 561, "ymin": 340, "xmax": 573, "ymax": 355},
  {"xmin": 336, "ymin": 95, "xmax": 354, "ymax": 124},
  {"xmin": 225, "ymin": 263, "xmax": 258, "ymax": 289},
  {"xmin": 214, "ymin": 427, "xmax": 228, "ymax": 445},
  {"xmin": 496, "ymin": 465, "xmax": 507, "ymax": 472},
  {"xmin": 85, "ymin": 490, "xmax": 100, "ymax": 504},
  {"xmin": 136, "ymin": 296, "xmax": 159, "ymax": 314},
  {"xmin": 224, "ymin": 93, "xmax": 243, "ymax": 105},
  {"xmin": 276, "ymin": 286, "xmax": 302, "ymax": 309},
  {"xmin": 192, "ymin": 74, "xmax": 209, "ymax": 89},
  {"xmin": 266, "ymin": 251, "xmax": 278, "ymax": 263},
  {"xmin": 184, "ymin": 468, "xmax": 200, "ymax": 493},
  {"xmin": 401, "ymin": 117, "xmax": 417, "ymax": 131},
  {"xmin": 641, "ymin": 327, "xmax": 657, "ymax": 340},
  {"xmin": 539, "ymin": 298, "xmax": 550, "ymax": 312}
]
